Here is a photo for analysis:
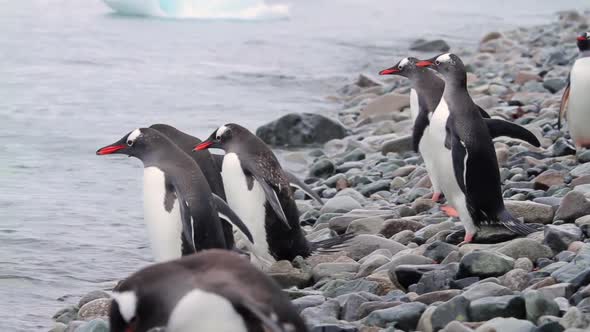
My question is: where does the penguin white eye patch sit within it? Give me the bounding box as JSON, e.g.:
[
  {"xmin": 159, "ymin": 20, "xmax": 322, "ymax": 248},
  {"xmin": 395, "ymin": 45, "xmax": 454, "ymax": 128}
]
[{"xmin": 127, "ymin": 129, "xmax": 142, "ymax": 146}]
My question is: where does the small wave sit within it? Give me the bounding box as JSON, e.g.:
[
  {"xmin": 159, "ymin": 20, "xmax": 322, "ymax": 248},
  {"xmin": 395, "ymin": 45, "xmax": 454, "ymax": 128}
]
[{"xmin": 102, "ymin": 0, "xmax": 289, "ymax": 20}]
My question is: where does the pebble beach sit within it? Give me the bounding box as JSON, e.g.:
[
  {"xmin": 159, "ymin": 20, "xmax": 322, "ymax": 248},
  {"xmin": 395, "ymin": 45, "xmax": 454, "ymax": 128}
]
[{"xmin": 50, "ymin": 10, "xmax": 590, "ymax": 332}]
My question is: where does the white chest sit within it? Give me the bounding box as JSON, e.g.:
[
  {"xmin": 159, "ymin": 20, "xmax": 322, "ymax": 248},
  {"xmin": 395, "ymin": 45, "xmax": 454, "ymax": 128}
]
[
  {"xmin": 410, "ymin": 88, "xmax": 419, "ymax": 122},
  {"xmin": 168, "ymin": 289, "xmax": 247, "ymax": 332},
  {"xmin": 143, "ymin": 167, "xmax": 183, "ymax": 262},
  {"xmin": 221, "ymin": 153, "xmax": 274, "ymax": 267},
  {"xmin": 568, "ymin": 57, "xmax": 590, "ymax": 145}
]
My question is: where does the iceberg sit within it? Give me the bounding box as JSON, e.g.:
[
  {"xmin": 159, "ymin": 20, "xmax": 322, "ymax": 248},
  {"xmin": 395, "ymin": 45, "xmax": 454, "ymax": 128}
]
[{"xmin": 102, "ymin": 0, "xmax": 289, "ymax": 20}]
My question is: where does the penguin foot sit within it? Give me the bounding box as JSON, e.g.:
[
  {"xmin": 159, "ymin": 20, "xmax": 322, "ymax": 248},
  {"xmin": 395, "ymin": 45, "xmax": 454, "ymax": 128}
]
[
  {"xmin": 441, "ymin": 205, "xmax": 459, "ymax": 217},
  {"xmin": 432, "ymin": 192, "xmax": 442, "ymax": 203},
  {"xmin": 458, "ymin": 233, "xmax": 474, "ymax": 246}
]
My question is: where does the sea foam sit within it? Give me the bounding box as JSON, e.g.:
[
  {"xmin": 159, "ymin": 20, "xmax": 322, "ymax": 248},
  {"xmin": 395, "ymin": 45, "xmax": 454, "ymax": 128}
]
[{"xmin": 102, "ymin": 0, "xmax": 289, "ymax": 20}]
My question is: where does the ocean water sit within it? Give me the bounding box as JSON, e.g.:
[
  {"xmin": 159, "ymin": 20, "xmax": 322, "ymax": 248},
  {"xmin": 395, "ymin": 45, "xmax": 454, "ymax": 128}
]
[{"xmin": 0, "ymin": 0, "xmax": 588, "ymax": 330}]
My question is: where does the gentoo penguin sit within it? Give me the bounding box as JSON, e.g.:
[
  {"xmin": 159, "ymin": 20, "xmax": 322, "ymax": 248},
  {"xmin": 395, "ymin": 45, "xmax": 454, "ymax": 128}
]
[
  {"xmin": 414, "ymin": 54, "xmax": 539, "ymax": 244},
  {"xmin": 558, "ymin": 32, "xmax": 590, "ymax": 149},
  {"xmin": 379, "ymin": 57, "xmax": 541, "ymax": 208},
  {"xmin": 110, "ymin": 249, "xmax": 308, "ymax": 332},
  {"xmin": 97, "ymin": 128, "xmax": 253, "ymax": 261},
  {"xmin": 195, "ymin": 124, "xmax": 349, "ymax": 268}
]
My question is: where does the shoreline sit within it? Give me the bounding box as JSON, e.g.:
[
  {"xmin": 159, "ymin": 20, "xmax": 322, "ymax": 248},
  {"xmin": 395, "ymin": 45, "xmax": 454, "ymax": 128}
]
[{"xmin": 49, "ymin": 10, "xmax": 590, "ymax": 332}]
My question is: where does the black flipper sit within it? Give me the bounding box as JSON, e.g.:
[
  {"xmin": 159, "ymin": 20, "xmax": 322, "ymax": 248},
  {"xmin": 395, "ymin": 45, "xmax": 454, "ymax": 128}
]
[
  {"xmin": 211, "ymin": 194, "xmax": 254, "ymax": 244},
  {"xmin": 498, "ymin": 209, "xmax": 542, "ymax": 236},
  {"xmin": 310, "ymin": 233, "xmax": 355, "ymax": 253},
  {"xmin": 253, "ymin": 173, "xmax": 291, "ymax": 229},
  {"xmin": 412, "ymin": 105, "xmax": 430, "ymax": 153},
  {"xmin": 558, "ymin": 75, "xmax": 571, "ymax": 130},
  {"xmin": 444, "ymin": 119, "xmax": 453, "ymax": 150},
  {"xmin": 285, "ymin": 171, "xmax": 323, "ymax": 205},
  {"xmin": 485, "ymin": 118, "xmax": 541, "ymax": 147},
  {"xmin": 174, "ymin": 186, "xmax": 197, "ymax": 254},
  {"xmin": 477, "ymin": 106, "xmax": 491, "ymax": 119},
  {"xmin": 234, "ymin": 300, "xmax": 284, "ymax": 332}
]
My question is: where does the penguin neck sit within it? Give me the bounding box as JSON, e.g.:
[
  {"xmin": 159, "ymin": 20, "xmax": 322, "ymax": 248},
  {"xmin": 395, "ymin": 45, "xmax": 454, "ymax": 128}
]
[
  {"xmin": 579, "ymin": 49, "xmax": 590, "ymax": 58},
  {"xmin": 442, "ymin": 75, "xmax": 473, "ymax": 113},
  {"xmin": 411, "ymin": 70, "xmax": 445, "ymax": 112}
]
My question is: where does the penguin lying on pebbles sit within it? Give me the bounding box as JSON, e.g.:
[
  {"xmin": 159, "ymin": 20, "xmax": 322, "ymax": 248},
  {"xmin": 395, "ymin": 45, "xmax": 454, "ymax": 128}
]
[
  {"xmin": 97, "ymin": 128, "xmax": 253, "ymax": 261},
  {"xmin": 559, "ymin": 32, "xmax": 590, "ymax": 149},
  {"xmin": 379, "ymin": 57, "xmax": 541, "ymax": 216},
  {"xmin": 195, "ymin": 123, "xmax": 352, "ymax": 268},
  {"xmin": 415, "ymin": 54, "xmax": 540, "ymax": 244},
  {"xmin": 110, "ymin": 249, "xmax": 308, "ymax": 332}
]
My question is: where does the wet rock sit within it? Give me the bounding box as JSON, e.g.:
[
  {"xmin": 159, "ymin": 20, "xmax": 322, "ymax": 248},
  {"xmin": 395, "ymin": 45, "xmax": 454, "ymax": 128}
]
[
  {"xmin": 356, "ymin": 73, "xmax": 381, "ymax": 88},
  {"xmin": 469, "ymin": 295, "xmax": 526, "ymax": 321},
  {"xmin": 257, "ymin": 113, "xmax": 347, "ymax": 147},
  {"xmin": 382, "ymin": 135, "xmax": 414, "ymax": 155},
  {"xmin": 76, "ymin": 319, "xmax": 109, "ymax": 332},
  {"xmin": 463, "ymin": 282, "xmax": 513, "ymax": 301},
  {"xmin": 474, "ymin": 317, "xmax": 535, "ymax": 332},
  {"xmin": 543, "ymin": 225, "xmax": 583, "ymax": 253},
  {"xmin": 410, "ymin": 39, "xmax": 451, "ymax": 52},
  {"xmin": 424, "ymin": 241, "xmax": 459, "ymax": 263},
  {"xmin": 459, "ymin": 251, "xmax": 514, "ymax": 278},
  {"xmin": 321, "ymin": 196, "xmax": 362, "ymax": 214},
  {"xmin": 554, "ymin": 191, "xmax": 590, "ymax": 222},
  {"xmin": 363, "ymin": 302, "xmax": 427, "ymax": 329},
  {"xmin": 78, "ymin": 291, "xmax": 110, "ymax": 308},
  {"xmin": 524, "ymin": 290, "xmax": 560, "ymax": 323},
  {"xmin": 310, "ymin": 159, "xmax": 336, "ymax": 178},
  {"xmin": 53, "ymin": 306, "xmax": 79, "ymax": 325},
  {"xmin": 505, "ymin": 201, "xmax": 555, "ymax": 224},
  {"xmin": 78, "ymin": 298, "xmax": 111, "ymax": 321},
  {"xmin": 543, "ymin": 78, "xmax": 566, "ymax": 94}
]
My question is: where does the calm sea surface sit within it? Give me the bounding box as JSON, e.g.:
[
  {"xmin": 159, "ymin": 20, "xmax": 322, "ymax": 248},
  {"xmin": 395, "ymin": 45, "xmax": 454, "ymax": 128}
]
[{"xmin": 0, "ymin": 0, "xmax": 587, "ymax": 330}]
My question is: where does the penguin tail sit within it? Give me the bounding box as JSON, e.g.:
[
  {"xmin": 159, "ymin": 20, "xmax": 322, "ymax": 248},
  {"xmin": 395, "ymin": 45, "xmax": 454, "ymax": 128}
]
[
  {"xmin": 310, "ymin": 233, "xmax": 355, "ymax": 254},
  {"xmin": 498, "ymin": 209, "xmax": 543, "ymax": 236}
]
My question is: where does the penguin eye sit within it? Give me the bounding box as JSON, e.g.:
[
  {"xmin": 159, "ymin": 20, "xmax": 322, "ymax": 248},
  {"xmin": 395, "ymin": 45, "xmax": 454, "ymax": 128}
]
[
  {"xmin": 398, "ymin": 65, "xmax": 403, "ymax": 70},
  {"xmin": 434, "ymin": 60, "xmax": 441, "ymax": 65},
  {"xmin": 215, "ymin": 135, "xmax": 221, "ymax": 141},
  {"xmin": 127, "ymin": 139, "xmax": 133, "ymax": 146}
]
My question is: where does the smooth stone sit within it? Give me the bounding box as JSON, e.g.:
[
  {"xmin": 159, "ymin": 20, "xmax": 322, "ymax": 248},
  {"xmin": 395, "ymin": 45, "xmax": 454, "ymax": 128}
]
[
  {"xmin": 424, "ymin": 241, "xmax": 459, "ymax": 263},
  {"xmin": 533, "ymin": 321, "xmax": 565, "ymax": 332},
  {"xmin": 544, "ymin": 225, "xmax": 583, "ymax": 253},
  {"xmin": 443, "ymin": 321, "xmax": 475, "ymax": 332},
  {"xmin": 78, "ymin": 298, "xmax": 111, "ymax": 321},
  {"xmin": 310, "ymin": 159, "xmax": 336, "ymax": 178},
  {"xmin": 501, "ymin": 269, "xmax": 531, "ymax": 291},
  {"xmin": 340, "ymin": 293, "xmax": 369, "ymax": 321},
  {"xmin": 312, "ymin": 262, "xmax": 360, "ymax": 281},
  {"xmin": 474, "ymin": 317, "xmax": 535, "ymax": 332},
  {"xmin": 320, "ymin": 196, "xmax": 362, "ymax": 214},
  {"xmin": 462, "ymin": 282, "xmax": 513, "ymax": 301},
  {"xmin": 392, "ymin": 230, "xmax": 416, "ymax": 245},
  {"xmin": 524, "ymin": 290, "xmax": 560, "ymax": 323},
  {"xmin": 75, "ymin": 319, "xmax": 109, "ymax": 332},
  {"xmin": 380, "ymin": 219, "xmax": 424, "ymax": 238},
  {"xmin": 292, "ymin": 295, "xmax": 326, "ymax": 313},
  {"xmin": 256, "ymin": 112, "xmax": 347, "ymax": 147},
  {"xmin": 551, "ymin": 244, "xmax": 590, "ymax": 283},
  {"xmin": 554, "ymin": 191, "xmax": 590, "ymax": 222},
  {"xmin": 431, "ymin": 296, "xmax": 471, "ymax": 331},
  {"xmin": 301, "ymin": 300, "xmax": 341, "ymax": 327},
  {"xmin": 395, "ymin": 263, "xmax": 458, "ymax": 290},
  {"xmin": 49, "ymin": 323, "xmax": 67, "ymax": 332},
  {"xmin": 356, "ymin": 254, "xmax": 391, "ymax": 278},
  {"xmin": 323, "ymin": 279, "xmax": 381, "ymax": 298},
  {"xmin": 383, "ymin": 254, "xmax": 435, "ymax": 281},
  {"xmin": 382, "ymin": 135, "xmax": 414, "ymax": 155},
  {"xmin": 410, "ymin": 39, "xmax": 450, "ymax": 52},
  {"xmin": 360, "ymin": 180, "xmax": 392, "ymax": 196},
  {"xmin": 65, "ymin": 321, "xmax": 85, "ymax": 332},
  {"xmin": 459, "ymin": 251, "xmax": 515, "ymax": 278},
  {"xmin": 496, "ymin": 238, "xmax": 553, "ymax": 262},
  {"xmin": 571, "ymin": 163, "xmax": 590, "ymax": 177},
  {"xmin": 469, "ymin": 295, "xmax": 526, "ymax": 322},
  {"xmin": 347, "ymin": 217, "xmax": 385, "ymax": 235},
  {"xmin": 515, "ymin": 258, "xmax": 534, "ymax": 272},
  {"xmin": 560, "ymin": 307, "xmax": 590, "ymax": 329},
  {"xmin": 78, "ymin": 291, "xmax": 110, "ymax": 308},
  {"xmin": 357, "ymin": 301, "xmax": 402, "ymax": 319},
  {"xmin": 335, "ymin": 188, "xmax": 367, "ymax": 204},
  {"xmin": 414, "ymin": 290, "xmax": 462, "ymax": 305},
  {"xmin": 363, "ymin": 302, "xmax": 427, "ymax": 329},
  {"xmin": 417, "ymin": 306, "xmax": 437, "ymax": 332},
  {"xmin": 310, "ymin": 325, "xmax": 359, "ymax": 332},
  {"xmin": 54, "ymin": 306, "xmax": 79, "ymax": 325},
  {"xmin": 505, "ymin": 200, "xmax": 555, "ymax": 224},
  {"xmin": 415, "ymin": 221, "xmax": 455, "ymax": 240},
  {"xmin": 269, "ymin": 260, "xmax": 312, "ymax": 288},
  {"xmin": 344, "ymin": 234, "xmax": 407, "ymax": 261}
]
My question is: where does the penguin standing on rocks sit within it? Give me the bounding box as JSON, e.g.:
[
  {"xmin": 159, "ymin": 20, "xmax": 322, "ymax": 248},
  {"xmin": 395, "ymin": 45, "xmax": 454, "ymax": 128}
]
[
  {"xmin": 195, "ymin": 123, "xmax": 350, "ymax": 268},
  {"xmin": 110, "ymin": 249, "xmax": 308, "ymax": 332},
  {"xmin": 559, "ymin": 32, "xmax": 590, "ymax": 149},
  {"xmin": 414, "ymin": 54, "xmax": 539, "ymax": 244},
  {"xmin": 97, "ymin": 128, "xmax": 253, "ymax": 261},
  {"xmin": 379, "ymin": 57, "xmax": 541, "ymax": 215}
]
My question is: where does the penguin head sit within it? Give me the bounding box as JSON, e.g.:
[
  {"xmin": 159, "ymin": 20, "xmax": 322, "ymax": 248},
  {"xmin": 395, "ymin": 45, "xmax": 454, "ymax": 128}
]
[
  {"xmin": 416, "ymin": 53, "xmax": 466, "ymax": 84},
  {"xmin": 194, "ymin": 124, "xmax": 237, "ymax": 152},
  {"xmin": 96, "ymin": 128, "xmax": 165, "ymax": 161},
  {"xmin": 109, "ymin": 291, "xmax": 139, "ymax": 332},
  {"xmin": 577, "ymin": 32, "xmax": 590, "ymax": 51},
  {"xmin": 378, "ymin": 57, "xmax": 421, "ymax": 78}
]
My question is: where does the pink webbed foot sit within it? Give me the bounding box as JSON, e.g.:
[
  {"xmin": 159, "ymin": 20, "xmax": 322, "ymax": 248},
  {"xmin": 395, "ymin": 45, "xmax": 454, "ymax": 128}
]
[
  {"xmin": 458, "ymin": 233, "xmax": 474, "ymax": 246},
  {"xmin": 441, "ymin": 205, "xmax": 459, "ymax": 217},
  {"xmin": 432, "ymin": 192, "xmax": 442, "ymax": 203}
]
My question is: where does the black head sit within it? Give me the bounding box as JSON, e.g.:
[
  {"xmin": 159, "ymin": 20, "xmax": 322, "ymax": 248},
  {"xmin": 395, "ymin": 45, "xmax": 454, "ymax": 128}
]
[
  {"xmin": 96, "ymin": 128, "xmax": 166, "ymax": 162},
  {"xmin": 194, "ymin": 123, "xmax": 247, "ymax": 152},
  {"xmin": 378, "ymin": 57, "xmax": 421, "ymax": 78},
  {"xmin": 577, "ymin": 32, "xmax": 590, "ymax": 52},
  {"xmin": 109, "ymin": 291, "xmax": 139, "ymax": 332},
  {"xmin": 416, "ymin": 53, "xmax": 467, "ymax": 86}
]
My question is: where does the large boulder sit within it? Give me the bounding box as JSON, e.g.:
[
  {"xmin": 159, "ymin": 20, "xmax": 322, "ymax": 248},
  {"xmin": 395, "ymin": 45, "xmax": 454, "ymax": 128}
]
[{"xmin": 256, "ymin": 113, "xmax": 347, "ymax": 147}]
